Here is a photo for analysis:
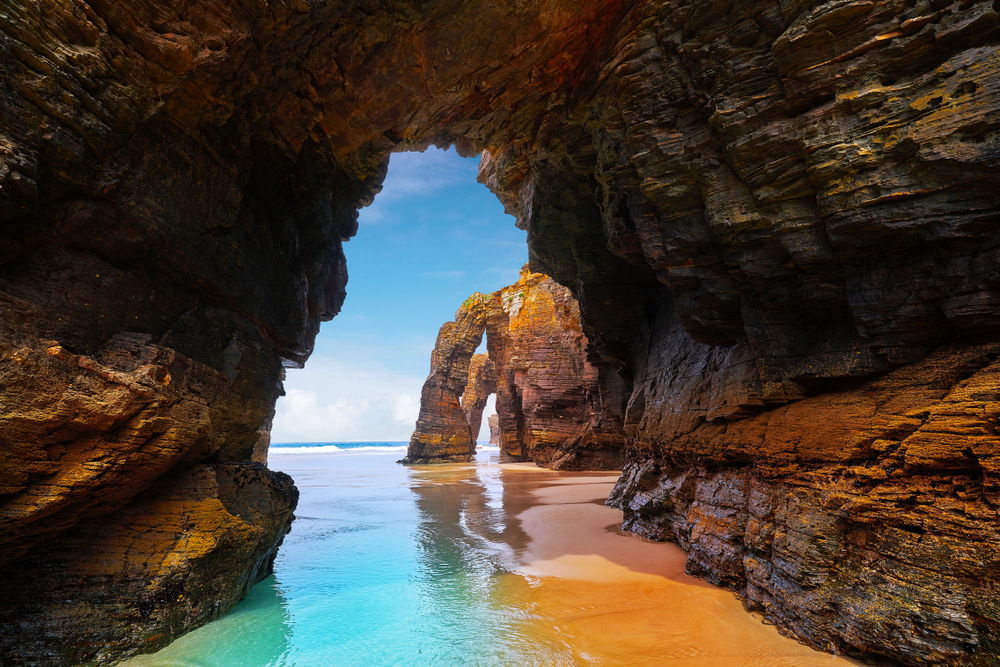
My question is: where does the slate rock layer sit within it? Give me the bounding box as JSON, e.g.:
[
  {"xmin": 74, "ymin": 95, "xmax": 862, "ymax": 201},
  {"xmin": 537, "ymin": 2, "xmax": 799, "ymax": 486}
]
[{"xmin": 2, "ymin": 0, "xmax": 1000, "ymax": 664}]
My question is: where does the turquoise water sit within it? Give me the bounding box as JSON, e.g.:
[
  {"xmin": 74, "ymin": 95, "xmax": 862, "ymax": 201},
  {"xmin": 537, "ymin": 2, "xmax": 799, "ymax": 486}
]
[
  {"xmin": 122, "ymin": 444, "xmax": 537, "ymax": 667},
  {"xmin": 119, "ymin": 444, "xmax": 862, "ymax": 667}
]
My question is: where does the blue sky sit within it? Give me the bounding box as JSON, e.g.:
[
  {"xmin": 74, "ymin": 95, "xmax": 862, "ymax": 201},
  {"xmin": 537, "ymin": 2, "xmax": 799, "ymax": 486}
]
[{"xmin": 270, "ymin": 148, "xmax": 526, "ymax": 443}]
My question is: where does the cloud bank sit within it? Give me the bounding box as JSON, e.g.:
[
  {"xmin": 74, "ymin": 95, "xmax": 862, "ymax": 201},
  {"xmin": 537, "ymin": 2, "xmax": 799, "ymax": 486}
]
[{"xmin": 271, "ymin": 351, "xmax": 424, "ymax": 443}]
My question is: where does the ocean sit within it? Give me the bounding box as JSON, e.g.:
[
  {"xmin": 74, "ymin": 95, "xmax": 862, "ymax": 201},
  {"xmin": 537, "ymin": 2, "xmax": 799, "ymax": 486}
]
[{"xmin": 121, "ymin": 443, "xmax": 860, "ymax": 667}]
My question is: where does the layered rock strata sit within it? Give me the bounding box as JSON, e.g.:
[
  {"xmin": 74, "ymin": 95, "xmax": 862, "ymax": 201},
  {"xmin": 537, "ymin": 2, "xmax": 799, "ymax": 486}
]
[
  {"xmin": 2, "ymin": 0, "xmax": 1000, "ymax": 665},
  {"xmin": 0, "ymin": 462, "xmax": 296, "ymax": 666},
  {"xmin": 487, "ymin": 269, "xmax": 626, "ymax": 470},
  {"xmin": 403, "ymin": 268, "xmax": 624, "ymax": 470},
  {"xmin": 476, "ymin": 3, "xmax": 1000, "ymax": 664},
  {"xmin": 400, "ymin": 294, "xmax": 491, "ymax": 464}
]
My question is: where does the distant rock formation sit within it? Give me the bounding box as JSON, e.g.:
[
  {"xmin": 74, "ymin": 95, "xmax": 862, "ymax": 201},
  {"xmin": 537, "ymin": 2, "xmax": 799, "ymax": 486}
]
[
  {"xmin": 399, "ymin": 294, "xmax": 492, "ymax": 464},
  {"xmin": 402, "ymin": 268, "xmax": 624, "ymax": 470},
  {"xmin": 487, "ymin": 415, "xmax": 500, "ymax": 446},
  {"xmin": 462, "ymin": 354, "xmax": 497, "ymax": 449}
]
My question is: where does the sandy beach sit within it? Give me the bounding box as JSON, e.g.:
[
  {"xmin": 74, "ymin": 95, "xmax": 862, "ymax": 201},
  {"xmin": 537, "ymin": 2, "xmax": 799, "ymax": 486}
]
[{"xmin": 496, "ymin": 463, "xmax": 863, "ymax": 667}]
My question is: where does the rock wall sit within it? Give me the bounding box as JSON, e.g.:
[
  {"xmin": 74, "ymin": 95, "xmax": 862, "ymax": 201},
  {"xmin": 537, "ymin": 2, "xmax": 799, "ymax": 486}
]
[
  {"xmin": 2, "ymin": 0, "xmax": 1000, "ymax": 664},
  {"xmin": 487, "ymin": 269, "xmax": 626, "ymax": 470},
  {"xmin": 478, "ymin": 2, "xmax": 1000, "ymax": 664}
]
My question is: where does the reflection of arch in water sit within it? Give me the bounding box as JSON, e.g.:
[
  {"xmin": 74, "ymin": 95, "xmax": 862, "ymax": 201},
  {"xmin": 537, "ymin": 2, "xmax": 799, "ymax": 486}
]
[{"xmin": 405, "ymin": 464, "xmax": 522, "ymax": 663}]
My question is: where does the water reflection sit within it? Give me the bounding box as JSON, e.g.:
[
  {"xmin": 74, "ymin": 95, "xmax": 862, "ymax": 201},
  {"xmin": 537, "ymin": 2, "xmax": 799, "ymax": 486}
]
[
  {"xmin": 406, "ymin": 463, "xmax": 512, "ymax": 664},
  {"xmin": 407, "ymin": 460, "xmax": 600, "ymax": 667},
  {"xmin": 120, "ymin": 453, "xmax": 861, "ymax": 667}
]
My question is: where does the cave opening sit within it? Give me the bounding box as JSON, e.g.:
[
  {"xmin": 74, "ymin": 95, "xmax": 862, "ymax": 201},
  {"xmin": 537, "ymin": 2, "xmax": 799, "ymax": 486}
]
[
  {"xmin": 4, "ymin": 0, "xmax": 1000, "ymax": 664},
  {"xmin": 270, "ymin": 147, "xmax": 522, "ymax": 449}
]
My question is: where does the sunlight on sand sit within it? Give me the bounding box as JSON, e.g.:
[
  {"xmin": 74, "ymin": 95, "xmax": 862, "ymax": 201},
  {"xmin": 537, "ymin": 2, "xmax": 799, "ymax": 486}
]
[{"xmin": 505, "ymin": 469, "xmax": 864, "ymax": 667}]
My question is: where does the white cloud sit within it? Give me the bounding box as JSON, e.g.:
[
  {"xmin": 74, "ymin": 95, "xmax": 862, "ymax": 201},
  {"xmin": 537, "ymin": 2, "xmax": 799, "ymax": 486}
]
[
  {"xmin": 358, "ymin": 148, "xmax": 479, "ymax": 225},
  {"xmin": 271, "ymin": 351, "xmax": 425, "ymax": 443}
]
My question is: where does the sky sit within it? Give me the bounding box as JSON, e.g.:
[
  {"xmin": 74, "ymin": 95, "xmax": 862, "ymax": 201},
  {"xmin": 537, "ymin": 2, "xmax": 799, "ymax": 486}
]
[{"xmin": 270, "ymin": 148, "xmax": 526, "ymax": 443}]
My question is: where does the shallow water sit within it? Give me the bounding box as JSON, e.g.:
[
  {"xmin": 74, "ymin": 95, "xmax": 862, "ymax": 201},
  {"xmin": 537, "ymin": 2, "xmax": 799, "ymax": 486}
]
[{"xmin": 122, "ymin": 448, "xmax": 861, "ymax": 667}]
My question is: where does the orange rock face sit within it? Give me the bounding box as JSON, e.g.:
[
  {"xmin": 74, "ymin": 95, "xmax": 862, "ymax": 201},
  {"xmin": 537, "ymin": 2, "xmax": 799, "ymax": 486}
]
[
  {"xmin": 404, "ymin": 268, "xmax": 623, "ymax": 470},
  {"xmin": 400, "ymin": 294, "xmax": 491, "ymax": 464},
  {"xmin": 487, "ymin": 269, "xmax": 625, "ymax": 470}
]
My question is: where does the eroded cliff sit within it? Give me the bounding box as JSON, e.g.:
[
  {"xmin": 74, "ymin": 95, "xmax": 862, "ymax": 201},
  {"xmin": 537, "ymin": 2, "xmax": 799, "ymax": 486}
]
[
  {"xmin": 2, "ymin": 0, "xmax": 999, "ymax": 664},
  {"xmin": 487, "ymin": 269, "xmax": 626, "ymax": 470}
]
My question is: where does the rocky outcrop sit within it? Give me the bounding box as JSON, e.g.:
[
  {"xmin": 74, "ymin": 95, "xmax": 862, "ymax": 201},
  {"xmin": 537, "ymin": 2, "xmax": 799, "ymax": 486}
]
[
  {"xmin": 462, "ymin": 354, "xmax": 496, "ymax": 446},
  {"xmin": 0, "ymin": 461, "xmax": 296, "ymax": 666},
  {"xmin": 606, "ymin": 302, "xmax": 1000, "ymax": 664},
  {"xmin": 3, "ymin": 0, "xmax": 1000, "ymax": 664},
  {"xmin": 488, "ymin": 415, "xmax": 500, "ymax": 447},
  {"xmin": 404, "ymin": 268, "xmax": 624, "ymax": 470},
  {"xmin": 487, "ymin": 269, "xmax": 626, "ymax": 470},
  {"xmin": 400, "ymin": 294, "xmax": 491, "ymax": 464}
]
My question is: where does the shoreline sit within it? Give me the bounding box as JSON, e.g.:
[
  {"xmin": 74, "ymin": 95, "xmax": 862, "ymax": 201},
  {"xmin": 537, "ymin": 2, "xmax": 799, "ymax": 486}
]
[
  {"xmin": 502, "ymin": 466, "xmax": 864, "ymax": 666},
  {"xmin": 120, "ymin": 452, "xmax": 864, "ymax": 666}
]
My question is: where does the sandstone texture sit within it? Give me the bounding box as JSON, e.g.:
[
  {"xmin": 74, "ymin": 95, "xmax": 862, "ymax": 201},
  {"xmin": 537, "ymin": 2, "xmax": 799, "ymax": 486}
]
[
  {"xmin": 400, "ymin": 295, "xmax": 491, "ymax": 464},
  {"xmin": 2, "ymin": 0, "xmax": 1000, "ymax": 664},
  {"xmin": 403, "ymin": 268, "xmax": 624, "ymax": 470}
]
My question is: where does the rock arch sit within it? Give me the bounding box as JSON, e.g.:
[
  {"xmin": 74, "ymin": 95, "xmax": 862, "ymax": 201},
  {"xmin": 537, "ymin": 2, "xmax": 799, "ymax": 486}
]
[
  {"xmin": 402, "ymin": 267, "xmax": 625, "ymax": 470},
  {"xmin": 2, "ymin": 1, "xmax": 1000, "ymax": 664}
]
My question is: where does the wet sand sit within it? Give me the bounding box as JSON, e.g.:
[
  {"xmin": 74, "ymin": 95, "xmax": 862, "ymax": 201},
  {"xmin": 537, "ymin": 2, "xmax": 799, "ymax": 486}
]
[{"xmin": 497, "ymin": 463, "xmax": 862, "ymax": 667}]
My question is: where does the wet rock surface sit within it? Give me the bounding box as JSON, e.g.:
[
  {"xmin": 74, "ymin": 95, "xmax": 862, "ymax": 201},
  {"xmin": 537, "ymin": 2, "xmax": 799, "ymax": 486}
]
[{"xmin": 2, "ymin": 0, "xmax": 1000, "ymax": 664}]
